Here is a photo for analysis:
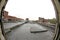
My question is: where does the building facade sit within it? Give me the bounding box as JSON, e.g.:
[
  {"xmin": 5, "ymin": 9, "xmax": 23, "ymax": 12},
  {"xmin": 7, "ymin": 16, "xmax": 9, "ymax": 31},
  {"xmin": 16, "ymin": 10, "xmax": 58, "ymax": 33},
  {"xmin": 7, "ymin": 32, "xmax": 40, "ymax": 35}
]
[{"xmin": 3, "ymin": 11, "xmax": 24, "ymax": 22}]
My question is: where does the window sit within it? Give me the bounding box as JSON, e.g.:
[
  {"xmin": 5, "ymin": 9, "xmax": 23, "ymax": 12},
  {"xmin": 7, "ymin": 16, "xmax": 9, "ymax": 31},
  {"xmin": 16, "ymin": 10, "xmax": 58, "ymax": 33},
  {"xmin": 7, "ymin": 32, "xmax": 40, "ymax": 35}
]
[{"xmin": 8, "ymin": 19, "xmax": 12, "ymax": 21}]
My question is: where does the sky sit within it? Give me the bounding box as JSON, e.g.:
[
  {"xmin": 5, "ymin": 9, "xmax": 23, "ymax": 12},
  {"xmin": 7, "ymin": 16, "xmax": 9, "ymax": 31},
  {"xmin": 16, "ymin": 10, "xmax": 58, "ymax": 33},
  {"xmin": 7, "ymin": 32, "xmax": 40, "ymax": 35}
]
[{"xmin": 5, "ymin": 0, "xmax": 56, "ymax": 20}]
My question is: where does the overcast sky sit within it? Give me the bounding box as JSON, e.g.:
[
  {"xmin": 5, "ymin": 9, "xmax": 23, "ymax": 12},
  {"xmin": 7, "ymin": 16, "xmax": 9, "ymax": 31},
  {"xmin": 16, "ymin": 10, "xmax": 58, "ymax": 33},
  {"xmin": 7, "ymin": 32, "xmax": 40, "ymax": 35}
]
[{"xmin": 5, "ymin": 0, "xmax": 56, "ymax": 20}]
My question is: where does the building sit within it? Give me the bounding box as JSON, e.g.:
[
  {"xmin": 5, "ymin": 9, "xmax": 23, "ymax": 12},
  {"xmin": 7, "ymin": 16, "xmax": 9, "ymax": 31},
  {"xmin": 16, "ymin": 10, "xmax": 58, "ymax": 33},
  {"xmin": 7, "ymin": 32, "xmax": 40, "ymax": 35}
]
[
  {"xmin": 35, "ymin": 17, "xmax": 50, "ymax": 24},
  {"xmin": 26, "ymin": 18, "xmax": 29, "ymax": 21},
  {"xmin": 25, "ymin": 18, "xmax": 29, "ymax": 22},
  {"xmin": 3, "ymin": 11, "xmax": 24, "ymax": 22},
  {"xmin": 38, "ymin": 17, "xmax": 44, "ymax": 22},
  {"xmin": 3, "ymin": 11, "xmax": 8, "ymax": 22}
]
